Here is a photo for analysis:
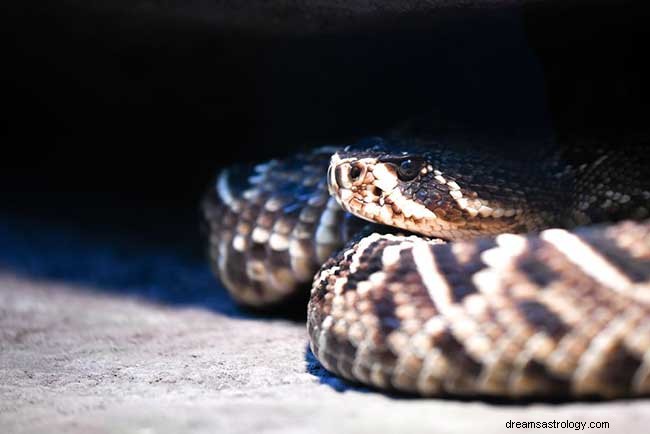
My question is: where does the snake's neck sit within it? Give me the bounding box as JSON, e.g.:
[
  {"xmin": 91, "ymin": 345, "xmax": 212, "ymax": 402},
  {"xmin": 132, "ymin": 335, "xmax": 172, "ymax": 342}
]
[{"xmin": 552, "ymin": 143, "xmax": 650, "ymax": 227}]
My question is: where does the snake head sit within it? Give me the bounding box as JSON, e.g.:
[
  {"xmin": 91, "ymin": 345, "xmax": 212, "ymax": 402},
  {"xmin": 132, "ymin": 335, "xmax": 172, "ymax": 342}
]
[{"xmin": 328, "ymin": 139, "xmax": 530, "ymax": 240}]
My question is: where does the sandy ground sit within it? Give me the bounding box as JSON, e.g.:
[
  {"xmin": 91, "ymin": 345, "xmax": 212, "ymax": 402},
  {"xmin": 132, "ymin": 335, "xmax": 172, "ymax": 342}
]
[{"xmin": 2, "ymin": 219, "xmax": 650, "ymax": 434}]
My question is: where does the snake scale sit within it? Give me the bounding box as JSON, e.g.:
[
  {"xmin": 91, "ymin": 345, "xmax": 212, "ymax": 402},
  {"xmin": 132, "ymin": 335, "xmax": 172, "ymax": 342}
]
[{"xmin": 201, "ymin": 136, "xmax": 650, "ymax": 398}]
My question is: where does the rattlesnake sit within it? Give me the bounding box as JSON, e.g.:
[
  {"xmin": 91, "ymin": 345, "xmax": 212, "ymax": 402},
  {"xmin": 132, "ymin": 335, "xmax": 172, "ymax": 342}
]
[{"xmin": 201, "ymin": 137, "xmax": 650, "ymax": 398}]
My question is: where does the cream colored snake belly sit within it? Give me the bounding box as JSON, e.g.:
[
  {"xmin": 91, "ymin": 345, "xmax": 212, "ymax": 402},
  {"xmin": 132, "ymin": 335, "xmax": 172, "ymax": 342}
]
[{"xmin": 201, "ymin": 137, "xmax": 650, "ymax": 398}]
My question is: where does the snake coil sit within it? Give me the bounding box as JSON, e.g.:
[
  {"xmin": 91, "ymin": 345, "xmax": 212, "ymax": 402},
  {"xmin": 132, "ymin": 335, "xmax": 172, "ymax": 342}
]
[{"xmin": 202, "ymin": 137, "xmax": 650, "ymax": 398}]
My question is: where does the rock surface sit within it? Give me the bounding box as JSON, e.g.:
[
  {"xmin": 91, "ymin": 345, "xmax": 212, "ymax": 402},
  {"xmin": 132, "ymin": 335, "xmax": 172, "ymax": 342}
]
[{"xmin": 2, "ymin": 218, "xmax": 650, "ymax": 434}]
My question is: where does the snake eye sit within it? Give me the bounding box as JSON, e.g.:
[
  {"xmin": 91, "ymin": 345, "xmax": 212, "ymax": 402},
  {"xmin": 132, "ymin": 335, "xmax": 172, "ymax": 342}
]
[{"xmin": 397, "ymin": 159, "xmax": 420, "ymax": 181}]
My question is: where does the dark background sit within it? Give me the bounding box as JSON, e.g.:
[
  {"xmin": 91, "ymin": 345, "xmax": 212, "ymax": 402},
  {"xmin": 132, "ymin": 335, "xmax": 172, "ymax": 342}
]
[{"xmin": 2, "ymin": 0, "xmax": 648, "ymax": 249}]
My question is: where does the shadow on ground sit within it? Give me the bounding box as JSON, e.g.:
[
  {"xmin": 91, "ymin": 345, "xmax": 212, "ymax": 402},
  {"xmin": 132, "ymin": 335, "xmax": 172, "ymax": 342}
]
[
  {"xmin": 304, "ymin": 345, "xmax": 373, "ymax": 394},
  {"xmin": 0, "ymin": 213, "xmax": 245, "ymax": 317},
  {"xmin": 0, "ymin": 213, "xmax": 311, "ymax": 321}
]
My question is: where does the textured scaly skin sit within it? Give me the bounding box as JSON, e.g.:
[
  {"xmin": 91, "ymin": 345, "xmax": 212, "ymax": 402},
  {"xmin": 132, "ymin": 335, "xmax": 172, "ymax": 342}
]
[
  {"xmin": 202, "ymin": 137, "xmax": 650, "ymax": 397},
  {"xmin": 308, "ymin": 223, "xmax": 650, "ymax": 398},
  {"xmin": 201, "ymin": 147, "xmax": 370, "ymax": 307}
]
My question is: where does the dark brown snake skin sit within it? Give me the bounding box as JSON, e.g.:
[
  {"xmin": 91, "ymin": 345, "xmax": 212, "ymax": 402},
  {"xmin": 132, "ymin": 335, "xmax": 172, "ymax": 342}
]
[{"xmin": 202, "ymin": 138, "xmax": 650, "ymax": 398}]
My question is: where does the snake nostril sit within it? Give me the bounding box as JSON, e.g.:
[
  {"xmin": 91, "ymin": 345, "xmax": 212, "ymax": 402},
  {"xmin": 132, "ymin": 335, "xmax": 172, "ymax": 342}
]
[{"xmin": 349, "ymin": 165, "xmax": 362, "ymax": 180}]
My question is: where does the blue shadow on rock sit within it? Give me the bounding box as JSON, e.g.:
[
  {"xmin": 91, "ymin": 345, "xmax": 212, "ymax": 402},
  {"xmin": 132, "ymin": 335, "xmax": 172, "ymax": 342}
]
[
  {"xmin": 0, "ymin": 214, "xmax": 243, "ymax": 317},
  {"xmin": 304, "ymin": 344, "xmax": 374, "ymax": 394}
]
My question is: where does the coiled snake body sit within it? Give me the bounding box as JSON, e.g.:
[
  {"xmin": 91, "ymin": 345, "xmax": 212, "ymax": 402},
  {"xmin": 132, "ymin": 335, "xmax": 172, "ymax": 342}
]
[{"xmin": 202, "ymin": 137, "xmax": 650, "ymax": 398}]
